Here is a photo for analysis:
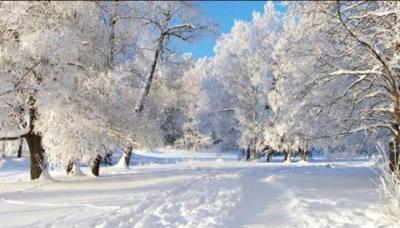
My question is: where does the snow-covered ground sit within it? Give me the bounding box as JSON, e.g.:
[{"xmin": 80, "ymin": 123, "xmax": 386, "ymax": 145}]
[{"xmin": 0, "ymin": 150, "xmax": 396, "ymax": 228}]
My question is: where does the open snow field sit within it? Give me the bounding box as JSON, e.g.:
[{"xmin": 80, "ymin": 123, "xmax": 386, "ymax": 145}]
[{"xmin": 0, "ymin": 150, "xmax": 396, "ymax": 228}]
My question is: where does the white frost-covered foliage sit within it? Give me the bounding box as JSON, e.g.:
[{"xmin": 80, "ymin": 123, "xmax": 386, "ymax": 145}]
[
  {"xmin": 0, "ymin": 2, "xmax": 112, "ymax": 166},
  {"xmin": 174, "ymin": 57, "xmax": 214, "ymax": 150},
  {"xmin": 205, "ymin": 2, "xmax": 280, "ymax": 153},
  {"xmin": 195, "ymin": 58, "xmax": 240, "ymax": 151},
  {"xmin": 264, "ymin": 1, "xmax": 399, "ymax": 154},
  {"xmin": 1, "ymin": 0, "xmax": 398, "ymax": 168},
  {"xmin": 0, "ymin": 1, "xmax": 206, "ymax": 168}
]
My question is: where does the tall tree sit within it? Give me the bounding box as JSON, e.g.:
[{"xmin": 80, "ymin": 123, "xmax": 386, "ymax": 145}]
[{"xmin": 133, "ymin": 2, "xmax": 212, "ymax": 113}]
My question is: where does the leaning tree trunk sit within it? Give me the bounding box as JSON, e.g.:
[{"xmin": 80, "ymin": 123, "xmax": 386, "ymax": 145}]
[
  {"xmin": 66, "ymin": 159, "xmax": 74, "ymax": 175},
  {"xmin": 91, "ymin": 155, "xmax": 102, "ymax": 176},
  {"xmin": 135, "ymin": 36, "xmax": 164, "ymax": 113},
  {"xmin": 66, "ymin": 159, "xmax": 83, "ymax": 176}
]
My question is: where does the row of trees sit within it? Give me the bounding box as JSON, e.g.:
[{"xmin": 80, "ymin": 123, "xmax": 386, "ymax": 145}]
[
  {"xmin": 187, "ymin": 1, "xmax": 399, "ymax": 166},
  {"xmin": 0, "ymin": 2, "xmax": 212, "ymax": 179},
  {"xmin": 1, "ymin": 1, "xmax": 399, "ymax": 178}
]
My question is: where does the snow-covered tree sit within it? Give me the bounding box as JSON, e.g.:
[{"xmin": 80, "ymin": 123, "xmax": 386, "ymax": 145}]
[
  {"xmin": 210, "ymin": 2, "xmax": 280, "ymax": 159},
  {"xmin": 174, "ymin": 57, "xmax": 213, "ymax": 151},
  {"xmin": 196, "ymin": 58, "xmax": 240, "ymax": 151},
  {"xmin": 133, "ymin": 1, "xmax": 213, "ymax": 113},
  {"xmin": 0, "ymin": 2, "xmax": 111, "ymax": 178},
  {"xmin": 0, "ymin": 2, "xmax": 211, "ymax": 178},
  {"xmin": 268, "ymin": 1, "xmax": 399, "ymax": 163}
]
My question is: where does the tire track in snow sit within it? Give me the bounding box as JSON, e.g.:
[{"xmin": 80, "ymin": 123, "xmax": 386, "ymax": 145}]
[{"xmin": 95, "ymin": 167, "xmax": 243, "ymax": 228}]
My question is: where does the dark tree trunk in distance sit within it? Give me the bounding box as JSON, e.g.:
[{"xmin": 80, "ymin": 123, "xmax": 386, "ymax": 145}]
[
  {"xmin": 283, "ymin": 150, "xmax": 288, "ymax": 162},
  {"xmin": 17, "ymin": 138, "xmax": 23, "ymax": 158},
  {"xmin": 66, "ymin": 159, "xmax": 74, "ymax": 175},
  {"xmin": 124, "ymin": 145, "xmax": 133, "ymax": 167},
  {"xmin": 246, "ymin": 147, "xmax": 251, "ymax": 161},
  {"xmin": 91, "ymin": 155, "xmax": 102, "ymax": 176},
  {"xmin": 267, "ymin": 150, "xmax": 274, "ymax": 162},
  {"xmin": 300, "ymin": 148, "xmax": 307, "ymax": 161}
]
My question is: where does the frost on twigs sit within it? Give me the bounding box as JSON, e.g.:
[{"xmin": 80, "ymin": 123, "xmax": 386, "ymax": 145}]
[{"xmin": 377, "ymin": 143, "xmax": 400, "ymax": 224}]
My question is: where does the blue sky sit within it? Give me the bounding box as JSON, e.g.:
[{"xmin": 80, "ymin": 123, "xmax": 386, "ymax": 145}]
[{"xmin": 177, "ymin": 1, "xmax": 285, "ymax": 59}]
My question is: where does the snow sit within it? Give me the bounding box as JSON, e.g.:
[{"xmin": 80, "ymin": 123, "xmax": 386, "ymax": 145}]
[{"xmin": 0, "ymin": 151, "xmax": 396, "ymax": 227}]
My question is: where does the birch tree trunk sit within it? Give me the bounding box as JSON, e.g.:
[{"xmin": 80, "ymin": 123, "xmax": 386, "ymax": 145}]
[
  {"xmin": 107, "ymin": 1, "xmax": 118, "ymax": 69},
  {"xmin": 252, "ymin": 138, "xmax": 258, "ymax": 161}
]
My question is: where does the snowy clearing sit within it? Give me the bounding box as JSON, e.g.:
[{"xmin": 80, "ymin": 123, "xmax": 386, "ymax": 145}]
[{"xmin": 0, "ymin": 152, "xmax": 395, "ymax": 228}]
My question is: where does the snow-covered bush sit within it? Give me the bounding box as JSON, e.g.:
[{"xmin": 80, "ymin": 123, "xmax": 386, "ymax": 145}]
[{"xmin": 377, "ymin": 143, "xmax": 400, "ymax": 223}]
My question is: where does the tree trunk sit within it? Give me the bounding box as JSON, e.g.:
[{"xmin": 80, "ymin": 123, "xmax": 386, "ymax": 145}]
[
  {"xmin": 135, "ymin": 36, "xmax": 164, "ymax": 113},
  {"xmin": 25, "ymin": 132, "xmax": 45, "ymax": 180},
  {"xmin": 389, "ymin": 115, "xmax": 400, "ymax": 173},
  {"xmin": 25, "ymin": 95, "xmax": 45, "ymax": 180},
  {"xmin": 283, "ymin": 150, "xmax": 288, "ymax": 162},
  {"xmin": 107, "ymin": 2, "xmax": 118, "ymax": 68},
  {"xmin": 91, "ymin": 155, "xmax": 102, "ymax": 176},
  {"xmin": 66, "ymin": 159, "xmax": 74, "ymax": 175},
  {"xmin": 300, "ymin": 148, "xmax": 307, "ymax": 161},
  {"xmin": 246, "ymin": 147, "xmax": 251, "ymax": 161},
  {"xmin": 251, "ymin": 137, "xmax": 258, "ymax": 160},
  {"xmin": 252, "ymin": 146, "xmax": 257, "ymax": 160},
  {"xmin": 389, "ymin": 82, "xmax": 400, "ymax": 173},
  {"xmin": 17, "ymin": 138, "xmax": 23, "ymax": 158},
  {"xmin": 285, "ymin": 150, "xmax": 292, "ymax": 162},
  {"xmin": 267, "ymin": 151, "xmax": 273, "ymax": 162},
  {"xmin": 123, "ymin": 145, "xmax": 133, "ymax": 167},
  {"xmin": 389, "ymin": 139, "xmax": 399, "ymax": 173}
]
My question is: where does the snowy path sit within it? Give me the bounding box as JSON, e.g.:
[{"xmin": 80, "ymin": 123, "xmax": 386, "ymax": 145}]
[{"xmin": 0, "ymin": 158, "xmax": 394, "ymax": 227}]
